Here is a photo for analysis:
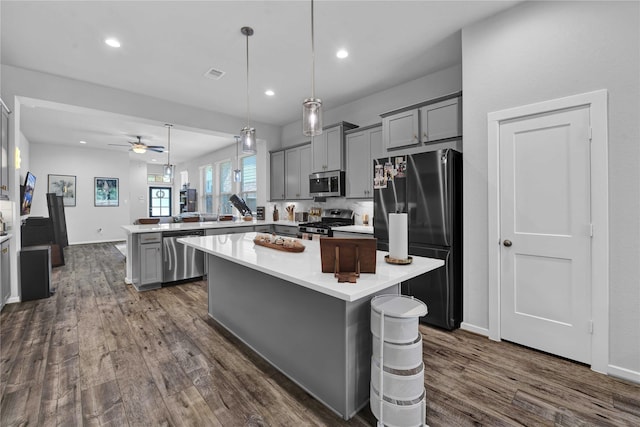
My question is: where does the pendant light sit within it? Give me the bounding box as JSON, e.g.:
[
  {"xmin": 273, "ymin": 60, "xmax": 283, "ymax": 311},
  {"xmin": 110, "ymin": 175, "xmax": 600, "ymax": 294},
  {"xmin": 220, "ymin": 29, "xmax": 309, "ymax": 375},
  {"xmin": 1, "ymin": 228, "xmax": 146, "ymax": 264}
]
[
  {"xmin": 163, "ymin": 124, "xmax": 174, "ymax": 177},
  {"xmin": 233, "ymin": 135, "xmax": 242, "ymax": 182},
  {"xmin": 302, "ymin": 0, "xmax": 322, "ymax": 136},
  {"xmin": 240, "ymin": 26, "xmax": 257, "ymax": 154}
]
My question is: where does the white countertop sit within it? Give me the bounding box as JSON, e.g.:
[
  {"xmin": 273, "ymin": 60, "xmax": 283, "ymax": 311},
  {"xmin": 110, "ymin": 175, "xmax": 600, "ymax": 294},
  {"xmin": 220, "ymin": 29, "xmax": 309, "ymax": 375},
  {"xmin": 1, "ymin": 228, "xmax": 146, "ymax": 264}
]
[
  {"xmin": 0, "ymin": 234, "xmax": 12, "ymax": 244},
  {"xmin": 178, "ymin": 232, "xmax": 443, "ymax": 302},
  {"xmin": 122, "ymin": 219, "xmax": 300, "ymax": 234},
  {"xmin": 331, "ymin": 225, "xmax": 374, "ymax": 234}
]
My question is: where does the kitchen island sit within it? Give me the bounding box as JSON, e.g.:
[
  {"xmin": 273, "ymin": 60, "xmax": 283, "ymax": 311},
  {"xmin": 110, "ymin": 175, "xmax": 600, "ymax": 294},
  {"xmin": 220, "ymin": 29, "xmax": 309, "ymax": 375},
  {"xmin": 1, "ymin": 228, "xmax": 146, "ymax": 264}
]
[{"xmin": 179, "ymin": 232, "xmax": 443, "ymax": 420}]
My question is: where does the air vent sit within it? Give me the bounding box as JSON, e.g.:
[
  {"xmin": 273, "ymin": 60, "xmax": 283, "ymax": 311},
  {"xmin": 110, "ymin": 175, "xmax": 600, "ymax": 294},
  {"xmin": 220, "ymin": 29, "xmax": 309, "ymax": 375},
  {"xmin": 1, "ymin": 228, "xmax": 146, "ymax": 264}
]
[{"xmin": 204, "ymin": 67, "xmax": 225, "ymax": 80}]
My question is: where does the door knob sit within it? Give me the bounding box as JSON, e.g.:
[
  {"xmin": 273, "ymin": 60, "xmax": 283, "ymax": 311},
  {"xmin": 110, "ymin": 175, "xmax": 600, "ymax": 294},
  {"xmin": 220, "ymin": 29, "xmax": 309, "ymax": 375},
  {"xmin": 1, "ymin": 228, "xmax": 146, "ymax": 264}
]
[{"xmin": 503, "ymin": 240, "xmax": 512, "ymax": 247}]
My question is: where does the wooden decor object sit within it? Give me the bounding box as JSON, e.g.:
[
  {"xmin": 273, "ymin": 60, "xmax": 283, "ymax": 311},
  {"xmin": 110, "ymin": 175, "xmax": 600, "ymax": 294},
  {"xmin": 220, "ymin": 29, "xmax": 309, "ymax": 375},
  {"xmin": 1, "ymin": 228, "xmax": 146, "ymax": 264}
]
[
  {"xmin": 137, "ymin": 218, "xmax": 160, "ymax": 224},
  {"xmin": 182, "ymin": 217, "xmax": 200, "ymax": 222},
  {"xmin": 320, "ymin": 237, "xmax": 377, "ymax": 283},
  {"xmin": 253, "ymin": 234, "xmax": 305, "ymax": 252}
]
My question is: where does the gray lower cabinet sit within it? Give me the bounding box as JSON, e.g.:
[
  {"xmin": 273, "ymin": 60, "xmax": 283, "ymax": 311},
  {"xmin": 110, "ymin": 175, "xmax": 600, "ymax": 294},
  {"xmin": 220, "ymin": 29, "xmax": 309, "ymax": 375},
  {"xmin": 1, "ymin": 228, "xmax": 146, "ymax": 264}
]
[
  {"xmin": 0, "ymin": 240, "xmax": 10, "ymax": 308},
  {"xmin": 272, "ymin": 225, "xmax": 298, "ymax": 237},
  {"xmin": 345, "ymin": 124, "xmax": 383, "ymax": 198},
  {"xmin": 139, "ymin": 233, "xmax": 162, "ymax": 286}
]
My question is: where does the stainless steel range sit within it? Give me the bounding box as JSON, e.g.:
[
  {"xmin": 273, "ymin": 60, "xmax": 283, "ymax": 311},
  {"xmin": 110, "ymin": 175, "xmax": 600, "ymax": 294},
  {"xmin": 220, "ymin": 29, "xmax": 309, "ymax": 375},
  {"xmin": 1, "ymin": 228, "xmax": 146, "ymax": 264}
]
[{"xmin": 298, "ymin": 208, "xmax": 354, "ymax": 239}]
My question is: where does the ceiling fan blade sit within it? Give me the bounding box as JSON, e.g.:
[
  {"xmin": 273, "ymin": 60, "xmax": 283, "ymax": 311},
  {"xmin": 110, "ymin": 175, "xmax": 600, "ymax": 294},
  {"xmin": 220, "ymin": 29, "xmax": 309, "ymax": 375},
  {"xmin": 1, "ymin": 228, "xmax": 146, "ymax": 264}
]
[
  {"xmin": 148, "ymin": 147, "xmax": 165, "ymax": 153},
  {"xmin": 108, "ymin": 143, "xmax": 132, "ymax": 147},
  {"xmin": 146, "ymin": 145, "xmax": 165, "ymax": 149}
]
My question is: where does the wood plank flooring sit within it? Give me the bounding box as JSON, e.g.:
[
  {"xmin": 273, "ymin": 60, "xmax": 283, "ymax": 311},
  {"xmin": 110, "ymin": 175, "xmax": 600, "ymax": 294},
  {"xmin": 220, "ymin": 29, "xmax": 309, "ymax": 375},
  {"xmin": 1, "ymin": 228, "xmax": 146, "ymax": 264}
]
[{"xmin": 1, "ymin": 242, "xmax": 639, "ymax": 426}]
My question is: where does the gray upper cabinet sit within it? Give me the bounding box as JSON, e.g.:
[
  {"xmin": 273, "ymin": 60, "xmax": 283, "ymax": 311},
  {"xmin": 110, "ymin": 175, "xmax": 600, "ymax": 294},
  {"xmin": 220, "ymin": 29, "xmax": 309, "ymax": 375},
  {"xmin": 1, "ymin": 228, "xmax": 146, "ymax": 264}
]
[
  {"xmin": 311, "ymin": 122, "xmax": 358, "ymax": 173},
  {"xmin": 381, "ymin": 92, "xmax": 462, "ymax": 150},
  {"xmin": 270, "ymin": 150, "xmax": 285, "ymax": 201},
  {"xmin": 346, "ymin": 124, "xmax": 383, "ymax": 199},
  {"xmin": 419, "ymin": 96, "xmax": 461, "ymax": 143},
  {"xmin": 382, "ymin": 109, "xmax": 419, "ymax": 150},
  {"xmin": 286, "ymin": 144, "xmax": 312, "ymax": 200},
  {"xmin": 272, "ymin": 143, "xmax": 312, "ymax": 201},
  {"xmin": 1, "ymin": 105, "xmax": 9, "ymax": 199}
]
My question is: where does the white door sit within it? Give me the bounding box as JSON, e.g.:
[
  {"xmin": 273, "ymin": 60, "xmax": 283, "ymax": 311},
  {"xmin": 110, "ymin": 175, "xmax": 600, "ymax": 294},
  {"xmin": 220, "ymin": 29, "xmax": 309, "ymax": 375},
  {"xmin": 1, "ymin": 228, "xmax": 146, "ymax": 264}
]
[{"xmin": 499, "ymin": 105, "xmax": 592, "ymax": 364}]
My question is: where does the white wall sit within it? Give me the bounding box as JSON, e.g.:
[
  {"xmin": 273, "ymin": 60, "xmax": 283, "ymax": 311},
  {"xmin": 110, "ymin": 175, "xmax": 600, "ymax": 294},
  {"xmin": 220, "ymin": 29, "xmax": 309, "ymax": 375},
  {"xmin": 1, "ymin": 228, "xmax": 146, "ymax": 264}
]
[
  {"xmin": 29, "ymin": 143, "xmax": 131, "ymax": 243},
  {"xmin": 462, "ymin": 1, "xmax": 639, "ymax": 376},
  {"xmin": 280, "ymin": 63, "xmax": 463, "ymax": 147}
]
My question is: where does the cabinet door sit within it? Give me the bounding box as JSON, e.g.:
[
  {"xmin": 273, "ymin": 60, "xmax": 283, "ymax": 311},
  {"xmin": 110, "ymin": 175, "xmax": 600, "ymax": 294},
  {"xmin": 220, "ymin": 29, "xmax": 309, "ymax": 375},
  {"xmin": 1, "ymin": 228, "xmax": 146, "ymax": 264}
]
[
  {"xmin": 140, "ymin": 243, "xmax": 162, "ymax": 285},
  {"xmin": 299, "ymin": 145, "xmax": 312, "ymax": 199},
  {"xmin": 270, "ymin": 151, "xmax": 285, "ymax": 200},
  {"xmin": 1, "ymin": 241, "xmax": 10, "ymax": 305},
  {"xmin": 1, "ymin": 109, "xmax": 8, "ymax": 198},
  {"xmin": 420, "ymin": 97, "xmax": 461, "ymax": 142},
  {"xmin": 346, "ymin": 131, "xmax": 370, "ymax": 198},
  {"xmin": 312, "ymin": 134, "xmax": 326, "ymax": 172},
  {"xmin": 325, "ymin": 126, "xmax": 342, "ymax": 171},
  {"xmin": 383, "ymin": 109, "xmax": 419, "ymax": 149},
  {"xmin": 285, "ymin": 148, "xmax": 301, "ymax": 199}
]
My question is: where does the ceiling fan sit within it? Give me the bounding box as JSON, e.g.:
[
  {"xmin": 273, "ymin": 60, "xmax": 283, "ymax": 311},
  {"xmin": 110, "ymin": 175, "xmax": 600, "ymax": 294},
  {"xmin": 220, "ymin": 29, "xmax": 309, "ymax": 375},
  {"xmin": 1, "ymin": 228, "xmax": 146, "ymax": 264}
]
[{"xmin": 109, "ymin": 136, "xmax": 165, "ymax": 154}]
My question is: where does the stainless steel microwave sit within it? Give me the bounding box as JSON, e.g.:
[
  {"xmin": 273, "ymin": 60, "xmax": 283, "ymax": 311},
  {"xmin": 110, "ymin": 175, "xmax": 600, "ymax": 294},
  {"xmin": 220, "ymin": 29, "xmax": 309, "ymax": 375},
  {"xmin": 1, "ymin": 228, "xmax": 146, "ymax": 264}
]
[{"xmin": 309, "ymin": 170, "xmax": 345, "ymax": 198}]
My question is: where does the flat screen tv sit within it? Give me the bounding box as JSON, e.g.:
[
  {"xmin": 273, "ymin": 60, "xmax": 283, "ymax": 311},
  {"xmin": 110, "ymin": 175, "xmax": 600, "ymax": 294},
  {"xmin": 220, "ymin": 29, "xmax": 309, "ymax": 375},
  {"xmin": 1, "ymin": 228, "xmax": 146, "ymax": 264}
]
[{"xmin": 20, "ymin": 172, "xmax": 36, "ymax": 216}]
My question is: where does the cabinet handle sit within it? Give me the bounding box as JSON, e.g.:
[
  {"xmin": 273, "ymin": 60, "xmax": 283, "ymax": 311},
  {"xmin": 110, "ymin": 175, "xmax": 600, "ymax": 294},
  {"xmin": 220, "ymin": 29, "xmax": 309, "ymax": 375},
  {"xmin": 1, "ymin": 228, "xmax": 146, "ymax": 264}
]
[
  {"xmin": 1, "ymin": 248, "xmax": 7, "ymax": 254},
  {"xmin": 0, "ymin": 185, "xmax": 6, "ymax": 191}
]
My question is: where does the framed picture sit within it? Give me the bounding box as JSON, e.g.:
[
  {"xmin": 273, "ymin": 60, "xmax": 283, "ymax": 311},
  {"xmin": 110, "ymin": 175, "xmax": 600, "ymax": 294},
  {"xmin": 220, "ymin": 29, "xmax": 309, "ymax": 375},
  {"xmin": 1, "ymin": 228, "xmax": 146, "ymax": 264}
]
[
  {"xmin": 94, "ymin": 177, "xmax": 119, "ymax": 207},
  {"xmin": 48, "ymin": 174, "xmax": 77, "ymax": 207}
]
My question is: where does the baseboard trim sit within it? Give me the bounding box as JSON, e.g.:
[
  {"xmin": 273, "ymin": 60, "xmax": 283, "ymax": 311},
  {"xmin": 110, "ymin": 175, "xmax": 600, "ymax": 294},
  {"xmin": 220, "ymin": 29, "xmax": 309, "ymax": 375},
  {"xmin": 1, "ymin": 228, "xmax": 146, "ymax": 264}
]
[
  {"xmin": 460, "ymin": 322, "xmax": 489, "ymax": 337},
  {"xmin": 608, "ymin": 364, "xmax": 640, "ymax": 385},
  {"xmin": 69, "ymin": 239, "xmax": 126, "ymax": 245}
]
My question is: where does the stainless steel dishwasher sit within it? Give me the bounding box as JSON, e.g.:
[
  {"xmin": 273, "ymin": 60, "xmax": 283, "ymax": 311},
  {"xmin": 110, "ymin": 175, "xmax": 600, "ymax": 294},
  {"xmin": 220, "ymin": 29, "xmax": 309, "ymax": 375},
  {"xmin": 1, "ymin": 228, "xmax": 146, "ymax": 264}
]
[{"xmin": 162, "ymin": 230, "xmax": 205, "ymax": 283}]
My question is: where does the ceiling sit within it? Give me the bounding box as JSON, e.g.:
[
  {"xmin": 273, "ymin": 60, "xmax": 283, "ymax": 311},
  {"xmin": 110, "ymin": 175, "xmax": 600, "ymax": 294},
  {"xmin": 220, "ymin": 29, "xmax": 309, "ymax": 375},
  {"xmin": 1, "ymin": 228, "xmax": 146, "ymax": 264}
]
[{"xmin": 2, "ymin": 1, "xmax": 520, "ymax": 164}]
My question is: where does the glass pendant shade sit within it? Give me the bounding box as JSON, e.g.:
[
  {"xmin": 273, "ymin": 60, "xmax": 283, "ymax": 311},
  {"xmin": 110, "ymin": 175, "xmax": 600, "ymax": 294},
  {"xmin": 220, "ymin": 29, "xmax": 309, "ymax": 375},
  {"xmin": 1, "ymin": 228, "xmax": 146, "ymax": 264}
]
[
  {"xmin": 164, "ymin": 164, "xmax": 173, "ymax": 177},
  {"xmin": 240, "ymin": 126, "xmax": 256, "ymax": 154},
  {"xmin": 233, "ymin": 169, "xmax": 242, "ymax": 182},
  {"xmin": 303, "ymin": 97, "xmax": 323, "ymax": 136}
]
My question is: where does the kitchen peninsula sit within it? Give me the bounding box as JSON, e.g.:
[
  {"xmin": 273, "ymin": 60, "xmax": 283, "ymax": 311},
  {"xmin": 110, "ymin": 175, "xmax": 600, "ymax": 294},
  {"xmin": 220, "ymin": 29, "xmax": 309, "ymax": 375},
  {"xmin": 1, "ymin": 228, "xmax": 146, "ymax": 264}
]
[
  {"xmin": 179, "ymin": 232, "xmax": 443, "ymax": 420},
  {"xmin": 121, "ymin": 219, "xmax": 300, "ymax": 291}
]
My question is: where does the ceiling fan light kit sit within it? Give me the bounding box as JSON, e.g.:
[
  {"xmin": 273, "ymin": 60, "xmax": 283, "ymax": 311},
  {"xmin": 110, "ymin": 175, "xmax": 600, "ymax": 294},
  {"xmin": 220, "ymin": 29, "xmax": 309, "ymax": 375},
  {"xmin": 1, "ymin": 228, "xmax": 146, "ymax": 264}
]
[
  {"xmin": 240, "ymin": 26, "xmax": 257, "ymax": 154},
  {"xmin": 303, "ymin": 0, "xmax": 323, "ymax": 137}
]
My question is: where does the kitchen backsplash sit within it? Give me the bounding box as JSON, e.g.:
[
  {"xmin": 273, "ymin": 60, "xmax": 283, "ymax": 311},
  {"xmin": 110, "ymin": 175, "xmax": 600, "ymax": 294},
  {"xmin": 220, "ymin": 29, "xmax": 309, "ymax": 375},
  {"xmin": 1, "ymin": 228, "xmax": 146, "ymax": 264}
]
[{"xmin": 267, "ymin": 198, "xmax": 373, "ymax": 225}]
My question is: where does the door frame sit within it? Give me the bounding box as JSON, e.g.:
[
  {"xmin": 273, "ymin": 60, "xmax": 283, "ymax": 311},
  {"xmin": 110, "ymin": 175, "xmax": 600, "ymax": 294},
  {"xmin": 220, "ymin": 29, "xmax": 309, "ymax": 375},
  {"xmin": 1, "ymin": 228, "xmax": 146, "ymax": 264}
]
[{"xmin": 487, "ymin": 90, "xmax": 609, "ymax": 373}]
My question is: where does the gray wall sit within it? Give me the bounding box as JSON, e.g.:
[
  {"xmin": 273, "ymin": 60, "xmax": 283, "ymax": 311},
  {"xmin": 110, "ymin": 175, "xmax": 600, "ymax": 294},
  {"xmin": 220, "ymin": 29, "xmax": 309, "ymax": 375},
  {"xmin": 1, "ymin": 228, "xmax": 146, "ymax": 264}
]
[{"xmin": 462, "ymin": 1, "xmax": 639, "ymax": 374}]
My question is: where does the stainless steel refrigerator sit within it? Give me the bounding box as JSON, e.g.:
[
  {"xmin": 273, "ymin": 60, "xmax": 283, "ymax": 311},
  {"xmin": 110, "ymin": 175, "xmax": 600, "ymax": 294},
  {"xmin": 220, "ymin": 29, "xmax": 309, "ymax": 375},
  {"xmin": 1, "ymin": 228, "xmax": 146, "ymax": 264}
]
[{"xmin": 374, "ymin": 149, "xmax": 462, "ymax": 330}]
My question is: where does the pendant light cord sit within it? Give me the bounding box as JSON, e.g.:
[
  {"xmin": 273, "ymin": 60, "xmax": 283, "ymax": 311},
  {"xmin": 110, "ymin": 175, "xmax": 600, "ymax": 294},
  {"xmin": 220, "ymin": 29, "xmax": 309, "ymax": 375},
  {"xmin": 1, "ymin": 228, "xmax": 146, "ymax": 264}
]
[
  {"xmin": 246, "ymin": 31, "xmax": 250, "ymax": 127},
  {"xmin": 311, "ymin": 0, "xmax": 315, "ymax": 99},
  {"xmin": 166, "ymin": 124, "xmax": 172, "ymax": 165}
]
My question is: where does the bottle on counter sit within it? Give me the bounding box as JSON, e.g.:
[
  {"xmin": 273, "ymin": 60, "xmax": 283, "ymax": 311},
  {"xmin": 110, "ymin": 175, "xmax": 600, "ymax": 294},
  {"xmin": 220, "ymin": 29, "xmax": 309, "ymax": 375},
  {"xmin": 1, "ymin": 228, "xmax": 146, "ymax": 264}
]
[{"xmin": 273, "ymin": 206, "xmax": 279, "ymax": 221}]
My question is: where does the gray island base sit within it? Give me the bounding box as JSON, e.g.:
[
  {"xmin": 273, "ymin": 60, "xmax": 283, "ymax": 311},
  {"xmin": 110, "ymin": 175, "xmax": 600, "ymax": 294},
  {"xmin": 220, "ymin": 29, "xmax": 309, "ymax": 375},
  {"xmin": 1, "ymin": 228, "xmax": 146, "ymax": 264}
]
[{"xmin": 179, "ymin": 232, "xmax": 444, "ymax": 420}]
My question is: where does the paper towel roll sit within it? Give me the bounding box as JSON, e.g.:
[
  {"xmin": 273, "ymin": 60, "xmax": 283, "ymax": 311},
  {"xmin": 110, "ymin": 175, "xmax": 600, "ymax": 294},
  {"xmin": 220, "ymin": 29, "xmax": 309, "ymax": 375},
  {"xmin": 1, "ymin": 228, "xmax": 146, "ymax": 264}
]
[{"xmin": 389, "ymin": 213, "xmax": 408, "ymax": 260}]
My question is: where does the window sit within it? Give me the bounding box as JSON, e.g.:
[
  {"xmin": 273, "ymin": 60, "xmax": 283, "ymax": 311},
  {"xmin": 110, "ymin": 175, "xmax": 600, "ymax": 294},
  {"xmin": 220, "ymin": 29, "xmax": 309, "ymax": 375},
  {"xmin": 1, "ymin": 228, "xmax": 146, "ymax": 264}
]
[
  {"xmin": 201, "ymin": 165, "xmax": 213, "ymax": 214},
  {"xmin": 240, "ymin": 155, "xmax": 257, "ymax": 212},
  {"xmin": 218, "ymin": 160, "xmax": 232, "ymax": 214},
  {"xmin": 149, "ymin": 186, "xmax": 172, "ymax": 217}
]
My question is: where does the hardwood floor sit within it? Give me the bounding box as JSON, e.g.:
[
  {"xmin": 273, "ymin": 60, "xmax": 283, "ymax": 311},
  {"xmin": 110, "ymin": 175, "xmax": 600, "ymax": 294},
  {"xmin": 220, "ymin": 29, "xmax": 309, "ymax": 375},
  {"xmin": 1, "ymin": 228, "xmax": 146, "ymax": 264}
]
[{"xmin": 1, "ymin": 242, "xmax": 638, "ymax": 426}]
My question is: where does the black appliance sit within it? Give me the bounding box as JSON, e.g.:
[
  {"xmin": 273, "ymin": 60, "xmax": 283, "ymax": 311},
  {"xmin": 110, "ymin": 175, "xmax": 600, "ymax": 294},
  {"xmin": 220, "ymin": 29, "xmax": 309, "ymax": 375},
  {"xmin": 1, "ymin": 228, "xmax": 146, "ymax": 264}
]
[
  {"xmin": 229, "ymin": 194, "xmax": 252, "ymax": 216},
  {"xmin": 374, "ymin": 149, "xmax": 462, "ymax": 330},
  {"xmin": 20, "ymin": 245, "xmax": 53, "ymax": 301},
  {"xmin": 298, "ymin": 208, "xmax": 353, "ymax": 238}
]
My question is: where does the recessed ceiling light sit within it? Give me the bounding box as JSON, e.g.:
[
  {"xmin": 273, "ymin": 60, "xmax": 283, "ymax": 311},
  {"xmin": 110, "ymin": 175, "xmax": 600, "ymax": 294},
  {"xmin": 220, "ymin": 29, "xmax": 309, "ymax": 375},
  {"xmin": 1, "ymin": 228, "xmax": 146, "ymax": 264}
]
[
  {"xmin": 265, "ymin": 90, "xmax": 275, "ymax": 96},
  {"xmin": 336, "ymin": 49, "xmax": 349, "ymax": 59},
  {"xmin": 79, "ymin": 140, "xmax": 87, "ymax": 144},
  {"xmin": 105, "ymin": 38, "xmax": 121, "ymax": 48},
  {"xmin": 151, "ymin": 159, "xmax": 157, "ymax": 162}
]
